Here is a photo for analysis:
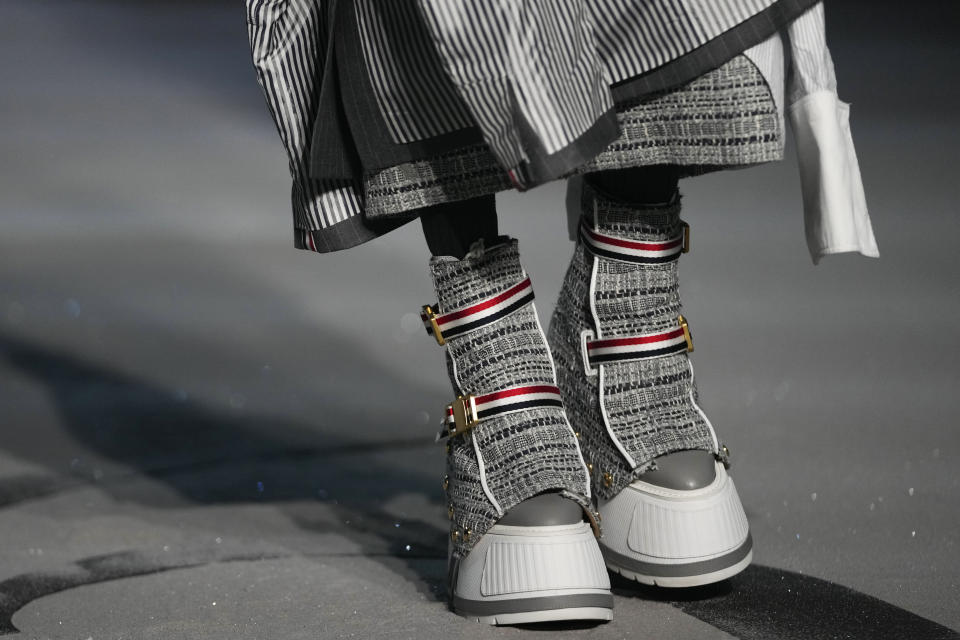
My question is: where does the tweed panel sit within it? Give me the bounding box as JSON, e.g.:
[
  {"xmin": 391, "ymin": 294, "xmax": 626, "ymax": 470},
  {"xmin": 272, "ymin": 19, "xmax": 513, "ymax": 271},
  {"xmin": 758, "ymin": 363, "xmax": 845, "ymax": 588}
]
[
  {"xmin": 547, "ymin": 182, "xmax": 716, "ymax": 501},
  {"xmin": 428, "ymin": 238, "xmax": 591, "ymax": 558}
]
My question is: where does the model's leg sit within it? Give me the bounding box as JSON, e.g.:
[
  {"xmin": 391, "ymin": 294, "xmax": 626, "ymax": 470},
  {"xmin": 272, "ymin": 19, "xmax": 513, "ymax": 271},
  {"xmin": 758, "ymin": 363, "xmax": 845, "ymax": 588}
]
[
  {"xmin": 549, "ymin": 165, "xmax": 752, "ymax": 587},
  {"xmin": 416, "ymin": 196, "xmax": 612, "ymax": 624},
  {"xmin": 418, "ymin": 195, "xmax": 501, "ymax": 260}
]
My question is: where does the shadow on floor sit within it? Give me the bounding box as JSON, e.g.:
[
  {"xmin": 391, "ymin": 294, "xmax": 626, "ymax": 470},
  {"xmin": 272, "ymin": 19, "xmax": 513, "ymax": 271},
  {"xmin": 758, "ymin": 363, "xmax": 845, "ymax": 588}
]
[
  {"xmin": 612, "ymin": 566, "xmax": 960, "ymax": 640},
  {"xmin": 0, "ymin": 329, "xmax": 450, "ymax": 609}
]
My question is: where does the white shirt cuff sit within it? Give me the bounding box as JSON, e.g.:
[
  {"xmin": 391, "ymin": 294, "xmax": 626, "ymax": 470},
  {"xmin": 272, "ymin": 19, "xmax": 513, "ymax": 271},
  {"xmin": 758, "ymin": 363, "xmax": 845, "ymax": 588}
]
[{"xmin": 789, "ymin": 89, "xmax": 879, "ymax": 264}]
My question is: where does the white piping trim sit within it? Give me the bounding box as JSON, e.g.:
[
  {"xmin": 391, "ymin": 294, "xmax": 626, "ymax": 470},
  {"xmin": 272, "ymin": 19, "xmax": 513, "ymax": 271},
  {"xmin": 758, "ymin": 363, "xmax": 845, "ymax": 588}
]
[
  {"xmin": 532, "ymin": 300, "xmax": 592, "ymax": 500},
  {"xmin": 472, "ymin": 431, "xmax": 503, "ymax": 516},
  {"xmin": 449, "ymin": 348, "xmax": 463, "ymax": 397},
  {"xmin": 687, "ymin": 359, "xmax": 720, "ymax": 454},
  {"xmin": 589, "ymin": 250, "xmax": 636, "ymax": 469},
  {"xmin": 588, "ymin": 251, "xmax": 602, "ymax": 340},
  {"xmin": 598, "ymin": 364, "xmax": 637, "ymax": 469}
]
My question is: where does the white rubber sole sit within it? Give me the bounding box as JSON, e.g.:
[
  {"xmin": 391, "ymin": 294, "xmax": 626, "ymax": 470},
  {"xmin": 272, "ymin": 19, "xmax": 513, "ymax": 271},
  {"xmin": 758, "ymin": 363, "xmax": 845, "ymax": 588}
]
[
  {"xmin": 598, "ymin": 462, "xmax": 752, "ymax": 587},
  {"xmin": 451, "ymin": 522, "xmax": 613, "ymax": 625},
  {"xmin": 468, "ymin": 607, "xmax": 614, "ymax": 625}
]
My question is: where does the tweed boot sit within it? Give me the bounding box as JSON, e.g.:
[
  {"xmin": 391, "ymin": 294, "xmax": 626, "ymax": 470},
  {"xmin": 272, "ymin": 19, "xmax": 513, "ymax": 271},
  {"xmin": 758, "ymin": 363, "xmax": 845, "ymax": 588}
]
[
  {"xmin": 547, "ymin": 179, "xmax": 752, "ymax": 587},
  {"xmin": 421, "ymin": 236, "xmax": 612, "ymax": 624}
]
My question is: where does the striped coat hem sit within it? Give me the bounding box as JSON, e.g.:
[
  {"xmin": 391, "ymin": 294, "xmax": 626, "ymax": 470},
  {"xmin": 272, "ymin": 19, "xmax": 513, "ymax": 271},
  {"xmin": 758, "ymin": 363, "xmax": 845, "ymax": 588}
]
[{"xmin": 246, "ymin": 0, "xmax": 819, "ymax": 253}]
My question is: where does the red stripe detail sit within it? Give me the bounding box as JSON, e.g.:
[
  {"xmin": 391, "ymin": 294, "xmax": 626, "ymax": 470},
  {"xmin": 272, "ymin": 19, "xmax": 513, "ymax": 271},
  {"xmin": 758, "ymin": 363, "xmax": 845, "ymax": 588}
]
[
  {"xmin": 590, "ymin": 328, "xmax": 685, "ymax": 349},
  {"xmin": 584, "ymin": 225, "xmax": 682, "ymax": 252},
  {"xmin": 476, "ymin": 384, "xmax": 559, "ymax": 404},
  {"xmin": 437, "ymin": 278, "xmax": 531, "ymax": 324},
  {"xmin": 307, "ymin": 230, "xmax": 317, "ymax": 252}
]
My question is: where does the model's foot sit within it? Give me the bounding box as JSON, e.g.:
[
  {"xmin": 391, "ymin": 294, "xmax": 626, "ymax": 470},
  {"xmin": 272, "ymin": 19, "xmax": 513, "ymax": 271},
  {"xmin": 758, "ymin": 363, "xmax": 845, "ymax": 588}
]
[{"xmin": 599, "ymin": 451, "xmax": 752, "ymax": 587}]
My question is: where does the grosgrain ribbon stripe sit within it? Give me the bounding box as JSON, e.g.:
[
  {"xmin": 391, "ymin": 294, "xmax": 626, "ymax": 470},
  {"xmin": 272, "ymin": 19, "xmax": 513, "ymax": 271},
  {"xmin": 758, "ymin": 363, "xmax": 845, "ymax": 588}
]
[
  {"xmin": 421, "ymin": 277, "xmax": 534, "ymax": 340},
  {"xmin": 586, "ymin": 327, "xmax": 689, "ymax": 366},
  {"xmin": 442, "ymin": 385, "xmax": 564, "ymax": 426},
  {"xmin": 579, "ymin": 220, "xmax": 684, "ymax": 264}
]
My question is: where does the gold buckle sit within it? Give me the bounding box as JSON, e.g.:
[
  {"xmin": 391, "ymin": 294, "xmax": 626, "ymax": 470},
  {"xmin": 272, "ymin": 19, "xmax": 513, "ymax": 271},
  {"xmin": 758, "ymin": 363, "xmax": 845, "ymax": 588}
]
[
  {"xmin": 447, "ymin": 394, "xmax": 479, "ymax": 438},
  {"xmin": 678, "ymin": 315, "xmax": 693, "ymax": 352},
  {"xmin": 681, "ymin": 221, "xmax": 690, "ymax": 254},
  {"xmin": 422, "ymin": 304, "xmax": 446, "ymax": 346}
]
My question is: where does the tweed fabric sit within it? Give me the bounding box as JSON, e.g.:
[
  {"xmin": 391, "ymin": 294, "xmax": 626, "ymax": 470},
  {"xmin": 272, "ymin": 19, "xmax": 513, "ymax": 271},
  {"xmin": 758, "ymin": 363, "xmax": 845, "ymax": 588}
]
[
  {"xmin": 364, "ymin": 54, "xmax": 781, "ymax": 217},
  {"xmin": 428, "ymin": 238, "xmax": 592, "ymax": 558},
  {"xmin": 365, "ymin": 145, "xmax": 511, "ymax": 218},
  {"xmin": 576, "ymin": 55, "xmax": 782, "ymax": 176},
  {"xmin": 547, "ymin": 181, "xmax": 716, "ymax": 501}
]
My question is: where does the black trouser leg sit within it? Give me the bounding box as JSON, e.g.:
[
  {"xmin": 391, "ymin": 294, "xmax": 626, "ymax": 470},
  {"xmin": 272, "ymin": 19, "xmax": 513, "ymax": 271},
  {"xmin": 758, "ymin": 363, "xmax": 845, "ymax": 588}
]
[
  {"xmin": 419, "ymin": 195, "xmax": 500, "ymax": 259},
  {"xmin": 583, "ymin": 165, "xmax": 680, "ymax": 204}
]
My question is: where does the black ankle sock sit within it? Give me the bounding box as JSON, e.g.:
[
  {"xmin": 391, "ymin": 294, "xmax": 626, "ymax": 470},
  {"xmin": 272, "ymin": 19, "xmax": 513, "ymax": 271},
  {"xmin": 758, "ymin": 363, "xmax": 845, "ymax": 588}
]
[{"xmin": 419, "ymin": 195, "xmax": 500, "ymax": 259}]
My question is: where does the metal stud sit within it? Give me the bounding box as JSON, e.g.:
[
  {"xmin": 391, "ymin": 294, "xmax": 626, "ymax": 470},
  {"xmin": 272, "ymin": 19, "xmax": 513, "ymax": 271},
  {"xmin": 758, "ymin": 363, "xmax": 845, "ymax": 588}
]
[
  {"xmin": 451, "ymin": 529, "xmax": 460, "ymax": 542},
  {"xmin": 442, "ymin": 474, "xmax": 449, "ymax": 491},
  {"xmin": 447, "ymin": 503, "xmax": 454, "ymax": 520},
  {"xmin": 463, "ymin": 528, "xmax": 472, "ymax": 543},
  {"xmin": 574, "ymin": 431, "xmax": 581, "ymax": 440},
  {"xmin": 602, "ymin": 472, "xmax": 613, "ymax": 488},
  {"xmin": 586, "ymin": 462, "xmax": 594, "ymax": 475},
  {"xmin": 717, "ymin": 443, "xmax": 731, "ymax": 469}
]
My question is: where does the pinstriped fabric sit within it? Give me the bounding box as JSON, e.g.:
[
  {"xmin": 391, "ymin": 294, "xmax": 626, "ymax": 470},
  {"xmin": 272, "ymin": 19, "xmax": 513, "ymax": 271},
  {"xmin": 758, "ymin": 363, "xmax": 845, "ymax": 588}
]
[
  {"xmin": 246, "ymin": 0, "xmax": 363, "ymax": 231},
  {"xmin": 415, "ymin": 1, "xmax": 613, "ymax": 168},
  {"xmin": 246, "ymin": 0, "xmax": 828, "ymax": 250},
  {"xmin": 412, "ymin": 3, "xmax": 523, "ymax": 170},
  {"xmin": 785, "ymin": 2, "xmax": 836, "ymax": 104},
  {"xmin": 353, "ymin": 0, "xmax": 474, "ymax": 143},
  {"xmin": 375, "ymin": 0, "xmax": 779, "ymax": 166},
  {"xmin": 688, "ymin": 0, "xmax": 773, "ymax": 38},
  {"xmin": 742, "ymin": 34, "xmax": 786, "ymax": 121},
  {"xmin": 591, "ymin": 0, "xmax": 773, "ymax": 81}
]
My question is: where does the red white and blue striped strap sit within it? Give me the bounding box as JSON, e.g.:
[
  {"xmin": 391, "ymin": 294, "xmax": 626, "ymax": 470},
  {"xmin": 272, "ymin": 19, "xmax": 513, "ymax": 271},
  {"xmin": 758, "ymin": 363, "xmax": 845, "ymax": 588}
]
[
  {"xmin": 421, "ymin": 277, "xmax": 535, "ymax": 345},
  {"xmin": 438, "ymin": 384, "xmax": 564, "ymax": 440},
  {"xmin": 584, "ymin": 317, "xmax": 693, "ymax": 369},
  {"xmin": 579, "ymin": 218, "xmax": 688, "ymax": 264}
]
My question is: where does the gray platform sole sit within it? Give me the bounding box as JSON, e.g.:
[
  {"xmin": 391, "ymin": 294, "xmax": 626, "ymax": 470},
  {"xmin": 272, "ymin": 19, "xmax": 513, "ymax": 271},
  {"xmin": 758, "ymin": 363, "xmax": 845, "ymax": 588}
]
[
  {"xmin": 603, "ymin": 532, "xmax": 753, "ymax": 588},
  {"xmin": 454, "ymin": 593, "xmax": 614, "ymax": 625}
]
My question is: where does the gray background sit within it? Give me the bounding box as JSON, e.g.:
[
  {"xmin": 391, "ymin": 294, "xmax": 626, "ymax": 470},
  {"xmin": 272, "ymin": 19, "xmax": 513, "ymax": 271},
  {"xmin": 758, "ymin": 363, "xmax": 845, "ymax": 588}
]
[{"xmin": 1, "ymin": 1, "xmax": 957, "ymax": 638}]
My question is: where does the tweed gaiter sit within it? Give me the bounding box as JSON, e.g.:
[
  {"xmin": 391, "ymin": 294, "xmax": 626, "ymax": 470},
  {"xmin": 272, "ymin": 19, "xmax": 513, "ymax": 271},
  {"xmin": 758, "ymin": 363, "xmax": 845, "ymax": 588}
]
[
  {"xmin": 427, "ymin": 237, "xmax": 593, "ymax": 558},
  {"xmin": 548, "ymin": 179, "xmax": 717, "ymax": 501}
]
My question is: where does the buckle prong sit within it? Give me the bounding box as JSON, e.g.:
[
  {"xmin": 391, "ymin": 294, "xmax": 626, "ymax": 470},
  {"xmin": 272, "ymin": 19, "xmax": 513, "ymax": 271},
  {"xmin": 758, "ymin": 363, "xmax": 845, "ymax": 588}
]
[
  {"xmin": 422, "ymin": 304, "xmax": 446, "ymax": 346},
  {"xmin": 678, "ymin": 315, "xmax": 693, "ymax": 352}
]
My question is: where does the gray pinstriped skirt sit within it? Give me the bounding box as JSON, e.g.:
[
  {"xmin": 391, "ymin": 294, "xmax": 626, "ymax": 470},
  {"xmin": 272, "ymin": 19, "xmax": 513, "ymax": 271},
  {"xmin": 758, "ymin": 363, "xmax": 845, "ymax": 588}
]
[{"xmin": 246, "ymin": 0, "xmax": 813, "ymax": 253}]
